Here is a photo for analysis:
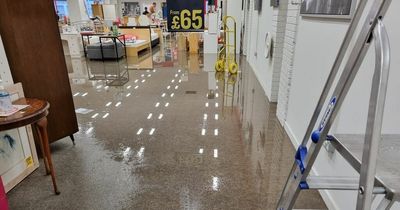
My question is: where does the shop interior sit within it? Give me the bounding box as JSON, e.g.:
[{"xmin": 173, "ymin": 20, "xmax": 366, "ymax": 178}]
[{"xmin": 0, "ymin": 0, "xmax": 400, "ymax": 209}]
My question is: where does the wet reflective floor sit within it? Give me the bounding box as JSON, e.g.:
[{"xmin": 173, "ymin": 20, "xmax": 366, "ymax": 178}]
[{"xmin": 7, "ymin": 42, "xmax": 327, "ymax": 209}]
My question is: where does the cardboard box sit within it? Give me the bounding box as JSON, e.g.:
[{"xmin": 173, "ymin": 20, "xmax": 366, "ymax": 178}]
[{"xmin": 0, "ymin": 177, "xmax": 9, "ymax": 210}]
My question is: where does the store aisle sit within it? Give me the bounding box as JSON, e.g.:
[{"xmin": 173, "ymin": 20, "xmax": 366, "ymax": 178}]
[{"xmin": 6, "ymin": 47, "xmax": 327, "ymax": 209}]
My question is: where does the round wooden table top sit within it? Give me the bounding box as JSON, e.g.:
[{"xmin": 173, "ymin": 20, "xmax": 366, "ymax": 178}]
[{"xmin": 0, "ymin": 98, "xmax": 50, "ymax": 131}]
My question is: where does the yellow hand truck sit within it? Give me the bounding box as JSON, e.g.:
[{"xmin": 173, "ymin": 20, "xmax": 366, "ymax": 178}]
[{"xmin": 215, "ymin": 16, "xmax": 238, "ymax": 74}]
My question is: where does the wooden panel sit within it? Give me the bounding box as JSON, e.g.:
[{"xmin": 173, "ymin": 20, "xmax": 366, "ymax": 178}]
[
  {"xmin": 0, "ymin": 0, "xmax": 78, "ymax": 143},
  {"xmin": 92, "ymin": 4, "xmax": 104, "ymax": 19},
  {"xmin": 188, "ymin": 33, "xmax": 200, "ymax": 54}
]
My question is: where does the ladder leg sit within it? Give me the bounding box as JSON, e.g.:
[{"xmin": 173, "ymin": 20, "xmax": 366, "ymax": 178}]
[{"xmin": 356, "ymin": 19, "xmax": 391, "ymax": 210}]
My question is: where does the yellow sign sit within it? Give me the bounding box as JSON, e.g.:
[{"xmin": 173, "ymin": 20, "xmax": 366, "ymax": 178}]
[
  {"xmin": 167, "ymin": 0, "xmax": 205, "ymax": 32},
  {"xmin": 25, "ymin": 156, "xmax": 33, "ymax": 167}
]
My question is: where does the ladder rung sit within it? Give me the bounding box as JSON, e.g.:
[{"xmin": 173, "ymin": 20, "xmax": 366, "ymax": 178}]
[{"xmin": 304, "ymin": 176, "xmax": 386, "ymax": 194}]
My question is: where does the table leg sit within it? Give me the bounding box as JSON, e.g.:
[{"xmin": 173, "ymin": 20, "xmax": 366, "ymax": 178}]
[
  {"xmin": 100, "ymin": 37, "xmax": 104, "ymax": 61},
  {"xmin": 114, "ymin": 38, "xmax": 119, "ymax": 61},
  {"xmin": 35, "ymin": 125, "xmax": 50, "ymax": 174},
  {"xmin": 35, "ymin": 117, "xmax": 60, "ymax": 195},
  {"xmin": 81, "ymin": 35, "xmax": 87, "ymax": 57}
]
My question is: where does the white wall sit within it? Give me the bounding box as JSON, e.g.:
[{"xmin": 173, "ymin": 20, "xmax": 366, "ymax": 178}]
[
  {"xmin": 284, "ymin": 0, "xmax": 400, "ymax": 209},
  {"xmin": 244, "ymin": 2, "xmax": 275, "ymax": 101},
  {"xmin": 240, "ymin": 1, "xmax": 289, "ymax": 102},
  {"xmin": 67, "ymin": 0, "xmax": 89, "ymax": 22}
]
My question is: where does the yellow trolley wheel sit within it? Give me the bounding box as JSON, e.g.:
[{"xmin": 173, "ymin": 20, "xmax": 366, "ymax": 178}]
[
  {"xmin": 229, "ymin": 62, "xmax": 238, "ymax": 74},
  {"xmin": 215, "ymin": 60, "xmax": 225, "ymax": 72}
]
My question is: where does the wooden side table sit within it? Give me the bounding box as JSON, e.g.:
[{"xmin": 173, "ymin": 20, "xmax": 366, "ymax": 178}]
[{"xmin": 0, "ymin": 98, "xmax": 59, "ymax": 195}]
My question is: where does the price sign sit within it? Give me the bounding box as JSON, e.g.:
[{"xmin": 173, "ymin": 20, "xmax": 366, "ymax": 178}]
[{"xmin": 167, "ymin": 0, "xmax": 205, "ymax": 32}]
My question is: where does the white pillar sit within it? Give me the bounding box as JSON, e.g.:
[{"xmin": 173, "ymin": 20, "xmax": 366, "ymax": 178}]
[{"xmin": 67, "ymin": 0, "xmax": 89, "ymax": 23}]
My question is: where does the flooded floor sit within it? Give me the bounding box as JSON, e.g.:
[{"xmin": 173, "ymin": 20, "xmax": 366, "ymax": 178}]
[{"xmin": 7, "ymin": 42, "xmax": 327, "ymax": 209}]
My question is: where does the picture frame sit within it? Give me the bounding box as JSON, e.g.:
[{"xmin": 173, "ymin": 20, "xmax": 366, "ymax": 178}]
[
  {"xmin": 300, "ymin": 0, "xmax": 357, "ymax": 19},
  {"xmin": 0, "ymin": 83, "xmax": 39, "ymax": 193}
]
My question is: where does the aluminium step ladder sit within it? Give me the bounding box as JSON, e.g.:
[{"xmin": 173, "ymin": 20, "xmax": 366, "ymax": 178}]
[{"xmin": 277, "ymin": 0, "xmax": 396, "ymax": 209}]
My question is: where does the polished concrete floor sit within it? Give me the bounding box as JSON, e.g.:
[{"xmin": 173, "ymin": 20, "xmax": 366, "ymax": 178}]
[{"xmin": 7, "ymin": 42, "xmax": 327, "ymax": 209}]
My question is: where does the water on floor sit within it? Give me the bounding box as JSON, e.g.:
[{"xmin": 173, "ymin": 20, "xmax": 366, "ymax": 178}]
[{"xmin": 7, "ymin": 42, "xmax": 327, "ymax": 209}]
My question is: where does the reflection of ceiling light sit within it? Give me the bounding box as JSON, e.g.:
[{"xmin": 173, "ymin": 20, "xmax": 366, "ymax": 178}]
[
  {"xmin": 199, "ymin": 148, "xmax": 204, "ymax": 154},
  {"xmin": 216, "ymin": 86, "xmax": 218, "ymax": 90},
  {"xmin": 85, "ymin": 127, "xmax": 94, "ymax": 134},
  {"xmin": 214, "ymin": 129, "xmax": 218, "ymax": 136},
  {"xmin": 147, "ymin": 74, "xmax": 151, "ymax": 77},
  {"xmin": 155, "ymin": 102, "xmax": 160, "ymax": 107},
  {"xmin": 141, "ymin": 74, "xmax": 145, "ymax": 77},
  {"xmin": 175, "ymin": 74, "xmax": 178, "ymax": 77},
  {"xmin": 162, "ymin": 93, "xmax": 166, "ymax": 97},
  {"xmin": 96, "ymin": 85, "xmax": 102, "ymax": 89},
  {"xmin": 126, "ymin": 93, "xmax": 131, "ymax": 97},
  {"xmin": 137, "ymin": 128, "xmax": 143, "ymax": 135},
  {"xmin": 175, "ymin": 85, "xmax": 178, "ymax": 90},
  {"xmin": 165, "ymin": 102, "xmax": 169, "ymax": 107},
  {"xmin": 137, "ymin": 147, "xmax": 145, "ymax": 157},
  {"xmin": 115, "ymin": 102, "xmax": 122, "ymax": 107},
  {"xmin": 171, "ymin": 79, "xmax": 175, "ymax": 83},
  {"xmin": 215, "ymin": 114, "xmax": 219, "ymax": 120},
  {"xmin": 106, "ymin": 102, "xmax": 112, "ymax": 107},
  {"xmin": 153, "ymin": 69, "xmax": 156, "ymax": 72},
  {"xmin": 167, "ymin": 86, "xmax": 170, "ymax": 89},
  {"xmin": 205, "ymin": 102, "xmax": 209, "ymax": 107},
  {"xmin": 123, "ymin": 147, "xmax": 131, "ymax": 159},
  {"xmin": 105, "ymin": 86, "xmax": 109, "ymax": 90},
  {"xmin": 102, "ymin": 113, "xmax": 109, "ymax": 118},
  {"xmin": 216, "ymin": 93, "xmax": 219, "ymax": 98},
  {"xmin": 147, "ymin": 113, "xmax": 153, "ymax": 119},
  {"xmin": 214, "ymin": 149, "xmax": 218, "ymax": 158},
  {"xmin": 170, "ymin": 93, "xmax": 174, "ymax": 98},
  {"xmin": 158, "ymin": 114, "xmax": 163, "ymax": 119},
  {"xmin": 149, "ymin": 128, "xmax": 155, "ymax": 135},
  {"xmin": 204, "ymin": 114, "xmax": 208, "ymax": 120},
  {"xmin": 91, "ymin": 113, "xmax": 99, "ymax": 119},
  {"xmin": 135, "ymin": 85, "xmax": 139, "ymax": 89},
  {"xmin": 73, "ymin": 92, "xmax": 80, "ymax": 97},
  {"xmin": 127, "ymin": 85, "xmax": 132, "ymax": 89},
  {"xmin": 82, "ymin": 92, "xmax": 88, "ymax": 97},
  {"xmin": 201, "ymin": 129, "xmax": 206, "ymax": 136},
  {"xmin": 215, "ymin": 103, "xmax": 219, "ymax": 108},
  {"xmin": 135, "ymin": 79, "xmax": 139, "ymax": 83},
  {"xmin": 178, "ymin": 79, "xmax": 182, "ymax": 83},
  {"xmin": 146, "ymin": 70, "xmax": 150, "ymax": 72},
  {"xmin": 212, "ymin": 177, "xmax": 219, "ymax": 191},
  {"xmin": 178, "ymin": 69, "xmax": 181, "ymax": 73},
  {"xmin": 142, "ymin": 79, "xmax": 146, "ymax": 83}
]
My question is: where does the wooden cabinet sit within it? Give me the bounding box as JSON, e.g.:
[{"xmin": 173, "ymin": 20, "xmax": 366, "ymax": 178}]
[{"xmin": 0, "ymin": 0, "xmax": 78, "ymax": 143}]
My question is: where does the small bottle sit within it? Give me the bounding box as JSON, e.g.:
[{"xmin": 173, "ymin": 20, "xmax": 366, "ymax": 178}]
[{"xmin": 0, "ymin": 86, "xmax": 13, "ymax": 113}]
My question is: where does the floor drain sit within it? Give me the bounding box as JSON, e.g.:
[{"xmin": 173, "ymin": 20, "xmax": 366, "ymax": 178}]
[{"xmin": 185, "ymin": 91, "xmax": 197, "ymax": 94}]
